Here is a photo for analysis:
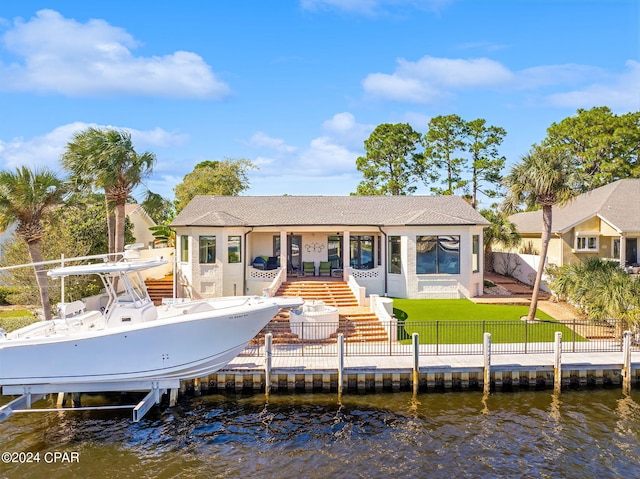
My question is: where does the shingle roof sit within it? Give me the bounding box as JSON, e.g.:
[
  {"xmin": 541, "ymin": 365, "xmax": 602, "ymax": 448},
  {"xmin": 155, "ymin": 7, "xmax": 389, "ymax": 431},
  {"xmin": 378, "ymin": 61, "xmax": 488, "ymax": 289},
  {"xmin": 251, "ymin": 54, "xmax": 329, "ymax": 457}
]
[
  {"xmin": 170, "ymin": 195, "xmax": 490, "ymax": 228},
  {"xmin": 509, "ymin": 179, "xmax": 640, "ymax": 234}
]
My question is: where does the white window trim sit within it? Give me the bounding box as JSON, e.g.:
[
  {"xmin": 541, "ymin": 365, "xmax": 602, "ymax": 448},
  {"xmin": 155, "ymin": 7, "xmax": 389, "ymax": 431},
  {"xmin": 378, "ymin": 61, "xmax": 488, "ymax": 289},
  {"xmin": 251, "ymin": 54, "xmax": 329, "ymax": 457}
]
[
  {"xmin": 575, "ymin": 234, "xmax": 598, "ymax": 252},
  {"xmin": 612, "ymin": 238, "xmax": 621, "ymax": 260}
]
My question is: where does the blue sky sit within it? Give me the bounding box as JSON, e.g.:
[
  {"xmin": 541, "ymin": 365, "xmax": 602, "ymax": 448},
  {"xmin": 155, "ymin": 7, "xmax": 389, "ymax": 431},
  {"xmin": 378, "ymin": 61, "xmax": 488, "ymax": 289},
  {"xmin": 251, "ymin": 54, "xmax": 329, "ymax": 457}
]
[{"xmin": 0, "ymin": 1, "xmax": 638, "ymax": 203}]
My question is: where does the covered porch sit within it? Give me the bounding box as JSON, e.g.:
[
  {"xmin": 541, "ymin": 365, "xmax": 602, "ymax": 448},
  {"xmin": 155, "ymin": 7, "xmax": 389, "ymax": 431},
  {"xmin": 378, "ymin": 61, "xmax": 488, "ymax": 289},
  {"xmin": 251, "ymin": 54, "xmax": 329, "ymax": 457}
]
[{"xmin": 245, "ymin": 229, "xmax": 386, "ymax": 297}]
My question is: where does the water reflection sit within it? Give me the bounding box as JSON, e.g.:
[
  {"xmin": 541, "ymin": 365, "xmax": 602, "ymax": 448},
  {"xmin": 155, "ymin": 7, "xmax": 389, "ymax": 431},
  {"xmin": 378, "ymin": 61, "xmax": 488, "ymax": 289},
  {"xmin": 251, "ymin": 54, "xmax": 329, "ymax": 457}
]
[{"xmin": 1, "ymin": 390, "xmax": 640, "ymax": 478}]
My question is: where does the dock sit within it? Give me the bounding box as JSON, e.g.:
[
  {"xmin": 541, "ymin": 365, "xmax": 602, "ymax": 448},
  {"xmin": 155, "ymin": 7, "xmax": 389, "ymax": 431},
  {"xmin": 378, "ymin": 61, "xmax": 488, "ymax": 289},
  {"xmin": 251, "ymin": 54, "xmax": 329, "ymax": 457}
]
[{"xmin": 182, "ymin": 334, "xmax": 640, "ymax": 396}]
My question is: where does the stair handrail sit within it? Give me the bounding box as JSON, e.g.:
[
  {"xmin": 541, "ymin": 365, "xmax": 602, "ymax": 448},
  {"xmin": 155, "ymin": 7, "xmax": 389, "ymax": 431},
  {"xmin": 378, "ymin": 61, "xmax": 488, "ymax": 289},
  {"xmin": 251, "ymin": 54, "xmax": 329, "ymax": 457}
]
[
  {"xmin": 346, "ymin": 271, "xmax": 366, "ymax": 306},
  {"xmin": 263, "ymin": 268, "xmax": 286, "ymax": 297}
]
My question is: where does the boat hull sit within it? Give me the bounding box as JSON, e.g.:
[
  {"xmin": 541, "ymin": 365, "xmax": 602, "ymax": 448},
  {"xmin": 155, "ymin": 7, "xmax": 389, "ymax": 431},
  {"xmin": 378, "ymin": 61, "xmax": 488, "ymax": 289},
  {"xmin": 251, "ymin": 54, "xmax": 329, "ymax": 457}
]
[{"xmin": 0, "ymin": 299, "xmax": 281, "ymax": 387}]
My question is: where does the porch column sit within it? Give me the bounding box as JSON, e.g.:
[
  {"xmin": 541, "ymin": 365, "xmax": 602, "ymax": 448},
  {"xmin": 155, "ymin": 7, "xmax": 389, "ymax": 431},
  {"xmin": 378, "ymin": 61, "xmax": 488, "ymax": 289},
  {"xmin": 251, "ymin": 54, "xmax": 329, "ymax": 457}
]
[
  {"xmin": 620, "ymin": 234, "xmax": 626, "ymax": 268},
  {"xmin": 281, "ymin": 231, "xmax": 288, "ymax": 280},
  {"xmin": 343, "ymin": 231, "xmax": 350, "ymax": 281}
]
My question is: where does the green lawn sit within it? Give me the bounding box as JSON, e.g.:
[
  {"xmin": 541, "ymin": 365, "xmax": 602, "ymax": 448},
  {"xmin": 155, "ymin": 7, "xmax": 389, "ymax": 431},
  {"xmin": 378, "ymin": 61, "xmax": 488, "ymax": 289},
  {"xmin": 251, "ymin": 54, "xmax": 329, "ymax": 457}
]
[{"xmin": 392, "ymin": 299, "xmax": 584, "ymax": 344}]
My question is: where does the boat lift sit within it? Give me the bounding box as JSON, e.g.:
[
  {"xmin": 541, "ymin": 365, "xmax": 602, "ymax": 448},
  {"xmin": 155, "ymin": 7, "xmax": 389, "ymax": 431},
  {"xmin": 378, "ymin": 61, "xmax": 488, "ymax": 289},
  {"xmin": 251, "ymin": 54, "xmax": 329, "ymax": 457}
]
[{"xmin": 0, "ymin": 379, "xmax": 180, "ymax": 423}]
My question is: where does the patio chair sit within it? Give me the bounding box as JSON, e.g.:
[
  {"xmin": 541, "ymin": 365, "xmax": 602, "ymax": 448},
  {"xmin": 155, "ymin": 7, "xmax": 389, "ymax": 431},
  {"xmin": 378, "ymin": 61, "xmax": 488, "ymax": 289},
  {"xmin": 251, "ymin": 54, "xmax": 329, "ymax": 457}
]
[
  {"xmin": 266, "ymin": 256, "xmax": 279, "ymax": 270},
  {"xmin": 303, "ymin": 261, "xmax": 315, "ymax": 276},
  {"xmin": 318, "ymin": 261, "xmax": 331, "ymax": 277}
]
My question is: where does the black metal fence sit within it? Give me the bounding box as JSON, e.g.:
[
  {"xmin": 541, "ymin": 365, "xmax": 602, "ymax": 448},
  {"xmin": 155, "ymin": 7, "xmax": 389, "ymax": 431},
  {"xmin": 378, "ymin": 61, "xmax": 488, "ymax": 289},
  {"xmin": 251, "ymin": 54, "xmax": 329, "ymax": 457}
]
[{"xmin": 241, "ymin": 318, "xmax": 632, "ymax": 357}]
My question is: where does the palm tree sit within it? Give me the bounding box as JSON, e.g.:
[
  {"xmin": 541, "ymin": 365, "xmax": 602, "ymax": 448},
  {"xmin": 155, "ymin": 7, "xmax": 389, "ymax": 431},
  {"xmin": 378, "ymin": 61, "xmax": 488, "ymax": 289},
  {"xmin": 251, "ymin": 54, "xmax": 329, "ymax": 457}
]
[
  {"xmin": 61, "ymin": 128, "xmax": 156, "ymax": 255},
  {"xmin": 0, "ymin": 167, "xmax": 68, "ymax": 320},
  {"xmin": 548, "ymin": 258, "xmax": 640, "ymax": 335},
  {"xmin": 479, "ymin": 208, "xmax": 520, "ymax": 272},
  {"xmin": 503, "ymin": 144, "xmax": 581, "ymax": 321}
]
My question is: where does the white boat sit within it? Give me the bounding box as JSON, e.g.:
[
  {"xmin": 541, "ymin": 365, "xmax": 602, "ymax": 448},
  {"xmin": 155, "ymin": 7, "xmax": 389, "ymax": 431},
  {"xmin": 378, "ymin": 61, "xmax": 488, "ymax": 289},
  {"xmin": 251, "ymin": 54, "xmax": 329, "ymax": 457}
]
[{"xmin": 0, "ymin": 252, "xmax": 302, "ymax": 388}]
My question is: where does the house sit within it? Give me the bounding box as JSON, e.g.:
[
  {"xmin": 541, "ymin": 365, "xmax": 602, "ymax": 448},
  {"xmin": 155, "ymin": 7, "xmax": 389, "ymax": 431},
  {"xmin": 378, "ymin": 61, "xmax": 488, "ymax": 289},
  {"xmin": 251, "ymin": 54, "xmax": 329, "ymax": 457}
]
[
  {"xmin": 506, "ymin": 179, "xmax": 640, "ymax": 272},
  {"xmin": 169, "ymin": 195, "xmax": 489, "ymax": 300},
  {"xmin": 125, "ymin": 204, "xmax": 157, "ymax": 248}
]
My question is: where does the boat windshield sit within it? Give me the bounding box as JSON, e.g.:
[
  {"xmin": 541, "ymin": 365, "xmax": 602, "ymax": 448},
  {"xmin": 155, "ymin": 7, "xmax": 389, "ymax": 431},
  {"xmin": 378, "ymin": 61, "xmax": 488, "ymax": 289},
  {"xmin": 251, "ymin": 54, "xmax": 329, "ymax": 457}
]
[{"xmin": 118, "ymin": 271, "xmax": 149, "ymax": 303}]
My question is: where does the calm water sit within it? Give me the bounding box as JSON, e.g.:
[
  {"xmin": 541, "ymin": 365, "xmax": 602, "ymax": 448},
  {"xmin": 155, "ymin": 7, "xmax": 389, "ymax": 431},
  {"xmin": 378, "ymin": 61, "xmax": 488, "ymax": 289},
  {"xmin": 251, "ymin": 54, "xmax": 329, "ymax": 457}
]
[{"xmin": 1, "ymin": 389, "xmax": 640, "ymax": 478}]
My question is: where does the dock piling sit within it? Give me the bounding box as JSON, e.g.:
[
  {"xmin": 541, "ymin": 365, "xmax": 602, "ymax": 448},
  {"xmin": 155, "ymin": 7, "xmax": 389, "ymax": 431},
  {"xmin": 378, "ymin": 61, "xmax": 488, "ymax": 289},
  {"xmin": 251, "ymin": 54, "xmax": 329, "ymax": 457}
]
[
  {"xmin": 623, "ymin": 330, "xmax": 632, "ymax": 395},
  {"xmin": 265, "ymin": 333, "xmax": 273, "ymax": 397},
  {"xmin": 554, "ymin": 332, "xmax": 562, "ymax": 394},
  {"xmin": 483, "ymin": 333, "xmax": 491, "ymax": 395},
  {"xmin": 337, "ymin": 334, "xmax": 344, "ymax": 398},
  {"xmin": 412, "ymin": 332, "xmax": 419, "ymax": 395}
]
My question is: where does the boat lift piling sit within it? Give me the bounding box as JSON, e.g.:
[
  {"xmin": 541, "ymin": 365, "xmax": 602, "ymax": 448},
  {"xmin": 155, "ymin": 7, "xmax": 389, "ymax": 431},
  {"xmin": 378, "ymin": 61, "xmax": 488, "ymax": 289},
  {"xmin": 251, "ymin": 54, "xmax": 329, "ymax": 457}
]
[{"xmin": 0, "ymin": 379, "xmax": 180, "ymax": 423}]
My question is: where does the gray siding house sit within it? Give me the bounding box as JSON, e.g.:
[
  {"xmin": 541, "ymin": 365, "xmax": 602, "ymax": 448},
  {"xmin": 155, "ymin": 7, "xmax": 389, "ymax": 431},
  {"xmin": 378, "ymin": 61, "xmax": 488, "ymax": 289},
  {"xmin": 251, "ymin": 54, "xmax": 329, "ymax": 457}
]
[{"xmin": 170, "ymin": 195, "xmax": 489, "ymax": 300}]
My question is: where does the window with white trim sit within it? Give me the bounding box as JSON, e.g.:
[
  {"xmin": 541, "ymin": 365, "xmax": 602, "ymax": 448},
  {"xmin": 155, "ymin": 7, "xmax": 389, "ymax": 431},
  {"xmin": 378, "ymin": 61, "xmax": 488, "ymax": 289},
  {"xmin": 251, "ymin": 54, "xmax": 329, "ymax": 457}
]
[{"xmin": 575, "ymin": 235, "xmax": 598, "ymax": 252}]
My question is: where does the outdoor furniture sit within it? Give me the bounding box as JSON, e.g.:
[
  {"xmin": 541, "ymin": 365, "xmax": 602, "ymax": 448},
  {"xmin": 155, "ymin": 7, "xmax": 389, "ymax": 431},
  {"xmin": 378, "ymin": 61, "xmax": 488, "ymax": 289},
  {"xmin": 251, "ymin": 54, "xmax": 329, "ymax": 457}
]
[
  {"xmin": 303, "ymin": 262, "xmax": 315, "ymax": 276},
  {"xmin": 266, "ymin": 256, "xmax": 279, "ymax": 270},
  {"xmin": 318, "ymin": 261, "xmax": 332, "ymax": 277},
  {"xmin": 251, "ymin": 256, "xmax": 267, "ymax": 270}
]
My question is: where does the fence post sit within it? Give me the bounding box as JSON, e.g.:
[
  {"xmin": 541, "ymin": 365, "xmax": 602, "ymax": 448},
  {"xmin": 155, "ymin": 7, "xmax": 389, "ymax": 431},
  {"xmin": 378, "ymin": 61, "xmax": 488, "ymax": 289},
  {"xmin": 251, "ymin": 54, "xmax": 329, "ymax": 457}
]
[
  {"xmin": 436, "ymin": 321, "xmax": 439, "ymax": 356},
  {"xmin": 412, "ymin": 332, "xmax": 419, "ymax": 396},
  {"xmin": 265, "ymin": 333, "xmax": 273, "ymax": 397},
  {"xmin": 337, "ymin": 333, "xmax": 344, "ymax": 398},
  {"xmin": 623, "ymin": 330, "xmax": 632, "ymax": 395},
  {"xmin": 483, "ymin": 332, "xmax": 491, "ymax": 395},
  {"xmin": 554, "ymin": 331, "xmax": 562, "ymax": 394}
]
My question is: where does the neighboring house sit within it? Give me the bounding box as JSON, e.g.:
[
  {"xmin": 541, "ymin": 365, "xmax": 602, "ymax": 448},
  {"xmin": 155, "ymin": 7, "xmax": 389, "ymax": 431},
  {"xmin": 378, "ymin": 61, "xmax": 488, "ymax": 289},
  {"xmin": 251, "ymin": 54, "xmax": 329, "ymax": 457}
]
[
  {"xmin": 125, "ymin": 204, "xmax": 157, "ymax": 248},
  {"xmin": 169, "ymin": 195, "xmax": 489, "ymax": 300},
  {"xmin": 506, "ymin": 179, "xmax": 640, "ymax": 271}
]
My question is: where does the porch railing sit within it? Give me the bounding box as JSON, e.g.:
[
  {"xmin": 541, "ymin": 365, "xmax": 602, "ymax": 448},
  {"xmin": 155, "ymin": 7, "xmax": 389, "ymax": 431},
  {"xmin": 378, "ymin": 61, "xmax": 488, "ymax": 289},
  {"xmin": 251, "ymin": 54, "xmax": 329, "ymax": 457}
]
[{"xmin": 242, "ymin": 318, "xmax": 633, "ymax": 357}]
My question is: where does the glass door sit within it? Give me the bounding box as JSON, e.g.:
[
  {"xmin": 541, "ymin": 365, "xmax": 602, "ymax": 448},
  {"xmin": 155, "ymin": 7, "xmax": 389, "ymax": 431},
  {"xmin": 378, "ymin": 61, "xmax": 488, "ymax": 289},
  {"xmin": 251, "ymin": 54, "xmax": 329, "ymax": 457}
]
[
  {"xmin": 288, "ymin": 235, "xmax": 302, "ymax": 273},
  {"xmin": 626, "ymin": 238, "xmax": 638, "ymax": 265},
  {"xmin": 328, "ymin": 235, "xmax": 343, "ymax": 269}
]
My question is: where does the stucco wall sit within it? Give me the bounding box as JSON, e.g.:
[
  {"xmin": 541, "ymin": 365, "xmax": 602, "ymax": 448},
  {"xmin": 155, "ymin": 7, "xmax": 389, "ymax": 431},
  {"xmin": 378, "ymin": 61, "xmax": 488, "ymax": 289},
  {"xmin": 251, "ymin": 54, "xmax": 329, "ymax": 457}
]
[
  {"xmin": 175, "ymin": 223, "xmax": 485, "ymax": 300},
  {"xmin": 492, "ymin": 252, "xmax": 551, "ymax": 293}
]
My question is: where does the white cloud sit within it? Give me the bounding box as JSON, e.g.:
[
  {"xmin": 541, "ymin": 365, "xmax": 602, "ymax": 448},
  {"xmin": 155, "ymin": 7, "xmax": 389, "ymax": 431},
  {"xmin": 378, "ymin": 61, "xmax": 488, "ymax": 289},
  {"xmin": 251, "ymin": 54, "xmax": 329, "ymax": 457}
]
[
  {"xmin": 128, "ymin": 127, "xmax": 189, "ymax": 149},
  {"xmin": 363, "ymin": 55, "xmax": 512, "ymax": 103},
  {"xmin": 363, "ymin": 54, "xmax": 640, "ymax": 110},
  {"xmin": 0, "ymin": 9, "xmax": 230, "ymax": 98},
  {"xmin": 298, "ymin": 136, "xmax": 359, "ymax": 175},
  {"xmin": 248, "ymin": 132, "xmax": 297, "ymax": 154},
  {"xmin": 321, "ymin": 112, "xmax": 373, "ymax": 147},
  {"xmin": 545, "ymin": 60, "xmax": 640, "ymax": 110},
  {"xmin": 0, "ymin": 122, "xmax": 188, "ymax": 173},
  {"xmin": 247, "ymin": 113, "xmax": 367, "ymax": 178},
  {"xmin": 517, "ymin": 64, "xmax": 605, "ymax": 90}
]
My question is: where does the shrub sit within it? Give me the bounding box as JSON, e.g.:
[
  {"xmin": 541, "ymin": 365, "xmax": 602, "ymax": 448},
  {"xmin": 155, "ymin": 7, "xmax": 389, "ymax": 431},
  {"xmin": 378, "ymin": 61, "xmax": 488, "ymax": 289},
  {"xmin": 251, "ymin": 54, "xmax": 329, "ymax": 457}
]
[
  {"xmin": 0, "ymin": 311, "xmax": 37, "ymax": 332},
  {"xmin": 0, "ymin": 286, "xmax": 19, "ymax": 305}
]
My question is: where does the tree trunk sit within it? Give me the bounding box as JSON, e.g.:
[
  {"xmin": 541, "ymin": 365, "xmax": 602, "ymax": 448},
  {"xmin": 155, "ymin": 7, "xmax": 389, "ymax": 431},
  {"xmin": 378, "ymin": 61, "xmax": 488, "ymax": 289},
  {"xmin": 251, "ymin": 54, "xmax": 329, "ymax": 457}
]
[
  {"xmin": 484, "ymin": 246, "xmax": 494, "ymax": 272},
  {"xmin": 105, "ymin": 196, "xmax": 115, "ymax": 255},
  {"xmin": 528, "ymin": 205, "xmax": 552, "ymax": 321},
  {"xmin": 27, "ymin": 241, "xmax": 52, "ymax": 320},
  {"xmin": 114, "ymin": 200, "xmax": 126, "ymax": 256}
]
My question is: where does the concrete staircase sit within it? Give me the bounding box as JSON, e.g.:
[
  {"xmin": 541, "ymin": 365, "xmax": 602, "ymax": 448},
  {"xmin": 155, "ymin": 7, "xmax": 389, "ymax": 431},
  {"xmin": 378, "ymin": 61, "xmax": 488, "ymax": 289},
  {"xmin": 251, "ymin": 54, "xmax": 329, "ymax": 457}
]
[
  {"xmin": 276, "ymin": 280, "xmax": 359, "ymax": 307},
  {"xmin": 144, "ymin": 276, "xmax": 173, "ymax": 305},
  {"xmin": 269, "ymin": 280, "xmax": 388, "ymax": 344},
  {"xmin": 145, "ymin": 277, "xmax": 389, "ymax": 344}
]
